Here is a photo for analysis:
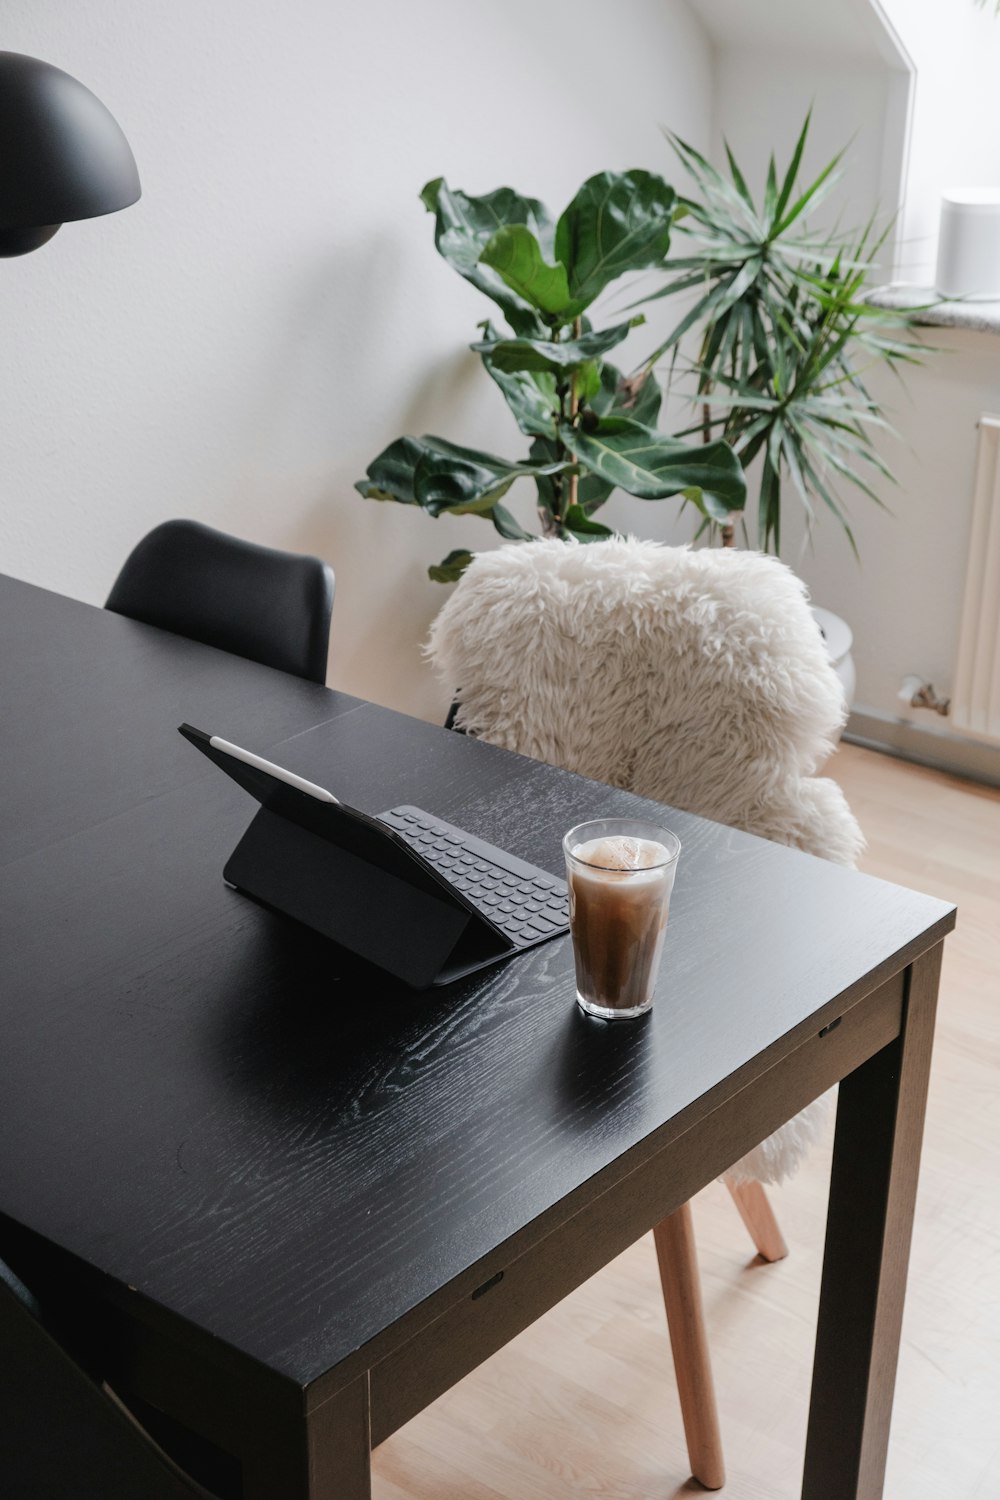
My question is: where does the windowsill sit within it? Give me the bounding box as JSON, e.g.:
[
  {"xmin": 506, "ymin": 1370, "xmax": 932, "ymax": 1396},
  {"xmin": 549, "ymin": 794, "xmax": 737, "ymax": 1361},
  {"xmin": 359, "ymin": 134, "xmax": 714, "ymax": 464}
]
[{"xmin": 866, "ymin": 284, "xmax": 1000, "ymax": 335}]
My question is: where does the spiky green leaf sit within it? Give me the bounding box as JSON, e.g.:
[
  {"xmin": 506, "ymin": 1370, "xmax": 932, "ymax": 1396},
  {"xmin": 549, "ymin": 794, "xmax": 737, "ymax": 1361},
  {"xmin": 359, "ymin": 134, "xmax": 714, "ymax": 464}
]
[{"xmin": 631, "ymin": 114, "xmax": 927, "ymax": 554}]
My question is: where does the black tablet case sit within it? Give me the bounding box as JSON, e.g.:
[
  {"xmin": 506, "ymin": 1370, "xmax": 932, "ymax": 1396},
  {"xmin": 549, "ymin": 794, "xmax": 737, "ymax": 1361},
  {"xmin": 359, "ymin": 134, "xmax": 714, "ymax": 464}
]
[{"xmin": 179, "ymin": 724, "xmax": 512, "ymax": 989}]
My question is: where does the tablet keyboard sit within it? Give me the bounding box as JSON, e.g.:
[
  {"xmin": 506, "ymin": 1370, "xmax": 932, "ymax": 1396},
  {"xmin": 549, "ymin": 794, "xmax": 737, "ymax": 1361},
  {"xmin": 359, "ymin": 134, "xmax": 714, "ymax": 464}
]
[{"xmin": 378, "ymin": 805, "xmax": 569, "ymax": 949}]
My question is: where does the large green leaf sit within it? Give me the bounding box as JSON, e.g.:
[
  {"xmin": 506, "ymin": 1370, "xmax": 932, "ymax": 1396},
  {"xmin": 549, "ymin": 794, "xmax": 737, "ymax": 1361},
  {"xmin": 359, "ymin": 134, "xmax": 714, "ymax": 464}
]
[
  {"xmin": 562, "ymin": 505, "xmax": 616, "ymax": 541},
  {"xmin": 530, "ymin": 434, "xmax": 613, "ymax": 519},
  {"xmin": 414, "ymin": 452, "xmax": 520, "ymax": 515},
  {"xmin": 555, "ymin": 170, "xmax": 676, "ymax": 313},
  {"xmin": 425, "ymin": 178, "xmax": 555, "ymax": 250},
  {"xmin": 560, "ymin": 417, "xmax": 746, "ymax": 519},
  {"xmin": 575, "ymin": 471, "xmax": 616, "ymax": 515},
  {"xmin": 490, "ymin": 502, "xmax": 536, "ymax": 541},
  {"xmin": 478, "ymin": 321, "xmax": 558, "ymax": 438},
  {"xmin": 356, "ymin": 433, "xmax": 568, "ymax": 517},
  {"xmin": 426, "ymin": 497, "xmax": 537, "ymax": 583},
  {"xmin": 529, "ymin": 435, "xmax": 565, "ymax": 523},
  {"xmin": 589, "ymin": 361, "xmax": 662, "ymax": 427},
  {"xmin": 471, "ymin": 318, "xmax": 640, "ymax": 375},
  {"xmin": 479, "ymin": 226, "xmax": 572, "ymax": 317},
  {"xmin": 428, "ymin": 549, "xmax": 475, "ymax": 584},
  {"xmin": 352, "ymin": 436, "xmax": 427, "ymax": 504},
  {"xmin": 421, "ymin": 178, "xmax": 551, "ymax": 336}
]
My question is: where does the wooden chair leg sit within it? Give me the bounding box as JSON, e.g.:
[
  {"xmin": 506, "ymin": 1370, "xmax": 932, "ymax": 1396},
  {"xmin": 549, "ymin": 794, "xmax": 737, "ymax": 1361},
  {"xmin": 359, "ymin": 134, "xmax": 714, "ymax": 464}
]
[
  {"xmin": 726, "ymin": 1179, "xmax": 789, "ymax": 1263},
  {"xmin": 653, "ymin": 1201, "xmax": 725, "ymax": 1491}
]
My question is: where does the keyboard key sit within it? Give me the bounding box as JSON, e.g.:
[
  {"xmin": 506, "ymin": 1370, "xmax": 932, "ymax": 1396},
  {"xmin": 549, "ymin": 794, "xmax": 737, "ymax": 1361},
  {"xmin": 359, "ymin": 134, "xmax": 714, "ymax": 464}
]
[{"xmin": 526, "ymin": 913, "xmax": 558, "ymax": 933}]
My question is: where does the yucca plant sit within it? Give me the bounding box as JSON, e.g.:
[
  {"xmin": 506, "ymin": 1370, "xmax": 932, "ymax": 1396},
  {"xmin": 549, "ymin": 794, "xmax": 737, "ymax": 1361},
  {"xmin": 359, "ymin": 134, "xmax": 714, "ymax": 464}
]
[
  {"xmin": 355, "ymin": 173, "xmax": 746, "ymax": 580},
  {"xmin": 636, "ymin": 114, "xmax": 926, "ymax": 556}
]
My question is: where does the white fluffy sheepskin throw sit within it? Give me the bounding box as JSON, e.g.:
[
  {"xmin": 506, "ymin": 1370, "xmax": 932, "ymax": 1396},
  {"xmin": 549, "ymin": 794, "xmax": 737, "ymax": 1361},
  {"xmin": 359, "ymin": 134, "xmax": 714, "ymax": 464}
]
[{"xmin": 427, "ymin": 537, "xmax": 865, "ymax": 1186}]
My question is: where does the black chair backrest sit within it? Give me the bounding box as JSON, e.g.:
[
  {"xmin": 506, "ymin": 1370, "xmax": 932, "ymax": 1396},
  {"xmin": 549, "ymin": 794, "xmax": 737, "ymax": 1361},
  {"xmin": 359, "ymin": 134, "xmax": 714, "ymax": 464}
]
[
  {"xmin": 0, "ymin": 1268, "xmax": 209, "ymax": 1499},
  {"xmin": 106, "ymin": 520, "xmax": 334, "ymax": 684}
]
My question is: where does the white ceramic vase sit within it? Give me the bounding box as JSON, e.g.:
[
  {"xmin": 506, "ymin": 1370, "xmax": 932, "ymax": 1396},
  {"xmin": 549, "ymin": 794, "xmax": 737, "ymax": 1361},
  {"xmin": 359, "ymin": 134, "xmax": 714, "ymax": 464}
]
[{"xmin": 811, "ymin": 606, "xmax": 855, "ymax": 738}]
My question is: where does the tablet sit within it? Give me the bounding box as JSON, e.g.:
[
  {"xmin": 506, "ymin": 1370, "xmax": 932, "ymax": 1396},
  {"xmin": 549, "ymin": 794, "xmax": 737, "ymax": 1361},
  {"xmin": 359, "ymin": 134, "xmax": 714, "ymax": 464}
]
[{"xmin": 178, "ymin": 722, "xmax": 512, "ymax": 987}]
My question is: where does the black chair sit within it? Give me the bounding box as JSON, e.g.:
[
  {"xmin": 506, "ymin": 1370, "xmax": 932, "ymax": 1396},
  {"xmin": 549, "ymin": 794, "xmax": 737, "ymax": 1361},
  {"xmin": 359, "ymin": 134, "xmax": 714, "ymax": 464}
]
[
  {"xmin": 0, "ymin": 1261, "xmax": 216, "ymax": 1499},
  {"xmin": 106, "ymin": 520, "xmax": 335, "ymax": 684}
]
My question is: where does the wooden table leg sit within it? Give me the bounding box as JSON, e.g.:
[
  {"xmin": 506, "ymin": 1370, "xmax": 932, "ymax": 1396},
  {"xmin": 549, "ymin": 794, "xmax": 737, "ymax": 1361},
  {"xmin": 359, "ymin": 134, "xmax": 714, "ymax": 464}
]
[
  {"xmin": 242, "ymin": 1373, "xmax": 371, "ymax": 1500},
  {"xmin": 802, "ymin": 945, "xmax": 943, "ymax": 1500}
]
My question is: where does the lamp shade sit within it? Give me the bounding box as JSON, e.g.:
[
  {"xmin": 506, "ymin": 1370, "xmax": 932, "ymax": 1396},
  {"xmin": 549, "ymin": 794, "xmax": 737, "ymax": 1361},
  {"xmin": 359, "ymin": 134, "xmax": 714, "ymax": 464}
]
[{"xmin": 0, "ymin": 51, "xmax": 140, "ymax": 256}]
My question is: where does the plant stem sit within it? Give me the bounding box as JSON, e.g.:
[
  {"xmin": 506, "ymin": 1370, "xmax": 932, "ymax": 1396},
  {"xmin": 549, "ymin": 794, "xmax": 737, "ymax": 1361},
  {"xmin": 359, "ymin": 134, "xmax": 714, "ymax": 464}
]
[
  {"xmin": 697, "ymin": 331, "xmax": 735, "ymax": 547},
  {"xmin": 567, "ymin": 316, "xmax": 582, "ymax": 515},
  {"xmin": 544, "ymin": 323, "xmax": 567, "ymax": 534},
  {"xmin": 538, "ymin": 502, "xmax": 559, "ymax": 537}
]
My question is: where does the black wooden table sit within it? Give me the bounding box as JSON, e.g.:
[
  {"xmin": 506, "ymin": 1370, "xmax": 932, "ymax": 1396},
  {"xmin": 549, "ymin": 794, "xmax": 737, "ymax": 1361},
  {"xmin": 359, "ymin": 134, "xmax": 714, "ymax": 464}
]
[{"xmin": 0, "ymin": 574, "xmax": 955, "ymax": 1499}]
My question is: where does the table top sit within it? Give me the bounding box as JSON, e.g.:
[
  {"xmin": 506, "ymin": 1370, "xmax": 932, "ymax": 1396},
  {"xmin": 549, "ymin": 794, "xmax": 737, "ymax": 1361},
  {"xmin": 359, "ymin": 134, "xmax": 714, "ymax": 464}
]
[{"xmin": 0, "ymin": 574, "xmax": 954, "ymax": 1398}]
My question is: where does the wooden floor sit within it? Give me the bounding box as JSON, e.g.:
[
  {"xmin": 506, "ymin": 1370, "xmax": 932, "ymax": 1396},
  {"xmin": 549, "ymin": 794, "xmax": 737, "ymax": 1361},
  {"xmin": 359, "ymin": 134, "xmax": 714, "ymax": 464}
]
[{"xmin": 372, "ymin": 744, "xmax": 1000, "ymax": 1499}]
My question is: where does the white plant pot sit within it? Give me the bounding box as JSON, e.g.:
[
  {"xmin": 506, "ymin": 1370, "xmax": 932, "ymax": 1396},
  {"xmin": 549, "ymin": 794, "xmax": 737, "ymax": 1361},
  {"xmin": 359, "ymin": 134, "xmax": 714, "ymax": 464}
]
[{"xmin": 811, "ymin": 606, "xmax": 855, "ymax": 738}]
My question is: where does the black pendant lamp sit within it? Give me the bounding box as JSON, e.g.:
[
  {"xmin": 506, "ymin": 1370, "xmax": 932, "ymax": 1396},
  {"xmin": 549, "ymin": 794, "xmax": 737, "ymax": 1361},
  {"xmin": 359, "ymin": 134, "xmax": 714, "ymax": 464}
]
[{"xmin": 0, "ymin": 51, "xmax": 140, "ymax": 257}]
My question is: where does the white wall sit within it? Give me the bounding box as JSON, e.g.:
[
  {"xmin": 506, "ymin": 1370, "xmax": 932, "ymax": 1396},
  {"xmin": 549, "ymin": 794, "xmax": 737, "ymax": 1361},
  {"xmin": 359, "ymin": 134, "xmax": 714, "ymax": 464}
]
[
  {"xmin": 0, "ymin": 0, "xmax": 714, "ymax": 723},
  {"xmin": 786, "ymin": 329, "xmax": 1000, "ymax": 726}
]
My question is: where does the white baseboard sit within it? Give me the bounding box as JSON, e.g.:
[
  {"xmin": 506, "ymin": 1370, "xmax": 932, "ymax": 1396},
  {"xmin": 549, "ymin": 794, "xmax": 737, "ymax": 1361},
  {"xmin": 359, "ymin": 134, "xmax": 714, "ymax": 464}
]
[{"xmin": 845, "ymin": 707, "xmax": 1000, "ymax": 789}]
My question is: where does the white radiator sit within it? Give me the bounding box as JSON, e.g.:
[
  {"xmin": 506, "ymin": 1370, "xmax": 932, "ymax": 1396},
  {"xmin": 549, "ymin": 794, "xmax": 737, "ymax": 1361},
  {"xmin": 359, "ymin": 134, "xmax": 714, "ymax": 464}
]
[{"xmin": 952, "ymin": 415, "xmax": 1000, "ymax": 743}]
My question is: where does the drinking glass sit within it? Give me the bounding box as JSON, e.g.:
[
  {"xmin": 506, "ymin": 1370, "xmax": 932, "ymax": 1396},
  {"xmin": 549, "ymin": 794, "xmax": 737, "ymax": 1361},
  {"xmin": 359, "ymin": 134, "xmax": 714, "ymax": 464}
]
[{"xmin": 563, "ymin": 817, "xmax": 681, "ymax": 1020}]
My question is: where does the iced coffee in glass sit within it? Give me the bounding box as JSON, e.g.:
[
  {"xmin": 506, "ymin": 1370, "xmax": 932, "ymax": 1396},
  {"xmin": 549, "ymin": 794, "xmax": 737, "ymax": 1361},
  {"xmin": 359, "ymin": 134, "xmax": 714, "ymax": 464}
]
[{"xmin": 563, "ymin": 818, "xmax": 681, "ymax": 1020}]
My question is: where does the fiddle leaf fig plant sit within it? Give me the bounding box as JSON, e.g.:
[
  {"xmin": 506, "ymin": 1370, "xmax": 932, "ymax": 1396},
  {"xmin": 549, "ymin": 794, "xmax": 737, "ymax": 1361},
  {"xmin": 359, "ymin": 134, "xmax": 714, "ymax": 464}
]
[{"xmin": 355, "ymin": 172, "xmax": 747, "ymax": 579}]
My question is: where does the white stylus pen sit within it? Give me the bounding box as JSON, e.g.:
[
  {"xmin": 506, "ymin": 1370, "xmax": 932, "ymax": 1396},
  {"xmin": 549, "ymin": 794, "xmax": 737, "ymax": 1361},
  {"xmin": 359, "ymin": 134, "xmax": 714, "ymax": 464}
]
[{"xmin": 209, "ymin": 736, "xmax": 339, "ymax": 803}]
